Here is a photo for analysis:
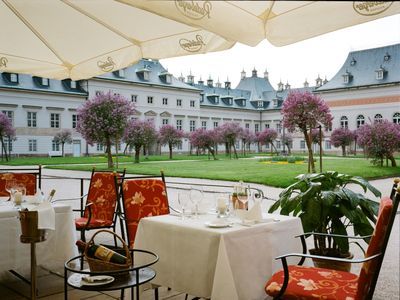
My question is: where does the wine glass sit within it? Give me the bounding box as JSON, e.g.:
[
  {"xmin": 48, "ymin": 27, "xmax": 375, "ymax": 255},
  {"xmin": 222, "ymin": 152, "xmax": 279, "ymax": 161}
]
[
  {"xmin": 12, "ymin": 183, "xmax": 26, "ymax": 209},
  {"xmin": 5, "ymin": 180, "xmax": 17, "ymax": 201},
  {"xmin": 236, "ymin": 186, "xmax": 250, "ymax": 210},
  {"xmin": 177, "ymin": 190, "xmax": 190, "ymax": 220},
  {"xmin": 190, "ymin": 187, "xmax": 203, "ymax": 218}
]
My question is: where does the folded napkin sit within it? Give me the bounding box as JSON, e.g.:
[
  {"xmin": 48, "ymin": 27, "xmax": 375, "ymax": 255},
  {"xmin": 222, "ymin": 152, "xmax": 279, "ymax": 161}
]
[
  {"xmin": 246, "ymin": 200, "xmax": 263, "ymax": 222},
  {"xmin": 31, "ymin": 201, "xmax": 55, "ymax": 230}
]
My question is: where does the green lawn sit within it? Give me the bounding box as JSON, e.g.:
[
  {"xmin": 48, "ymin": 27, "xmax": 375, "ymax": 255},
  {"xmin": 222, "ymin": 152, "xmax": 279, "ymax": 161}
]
[{"xmin": 46, "ymin": 157, "xmax": 400, "ymax": 188}]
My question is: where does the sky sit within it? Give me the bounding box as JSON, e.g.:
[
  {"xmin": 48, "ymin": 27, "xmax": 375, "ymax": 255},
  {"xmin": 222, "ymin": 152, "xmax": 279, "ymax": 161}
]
[{"xmin": 161, "ymin": 14, "xmax": 400, "ymax": 89}]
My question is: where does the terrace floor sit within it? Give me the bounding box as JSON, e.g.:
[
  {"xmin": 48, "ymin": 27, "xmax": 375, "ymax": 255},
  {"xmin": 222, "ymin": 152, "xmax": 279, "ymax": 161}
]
[{"xmin": 0, "ymin": 167, "xmax": 398, "ymax": 299}]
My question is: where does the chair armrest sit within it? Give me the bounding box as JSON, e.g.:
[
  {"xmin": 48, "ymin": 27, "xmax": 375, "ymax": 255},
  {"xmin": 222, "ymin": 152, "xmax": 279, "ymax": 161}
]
[
  {"xmin": 296, "ymin": 232, "xmax": 372, "ymax": 240},
  {"xmin": 51, "ymin": 194, "xmax": 87, "ymax": 203},
  {"xmin": 276, "ymin": 251, "xmax": 381, "ymax": 264},
  {"xmin": 272, "ymin": 252, "xmax": 382, "ymax": 299}
]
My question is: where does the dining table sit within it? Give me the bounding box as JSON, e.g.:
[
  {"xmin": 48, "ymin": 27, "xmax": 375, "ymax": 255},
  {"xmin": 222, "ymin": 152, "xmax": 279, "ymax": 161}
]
[
  {"xmin": 134, "ymin": 212, "xmax": 304, "ymax": 300},
  {"xmin": 0, "ymin": 198, "xmax": 78, "ymax": 279}
]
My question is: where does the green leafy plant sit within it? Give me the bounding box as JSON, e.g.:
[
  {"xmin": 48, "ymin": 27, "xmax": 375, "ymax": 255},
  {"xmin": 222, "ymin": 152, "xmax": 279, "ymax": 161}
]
[{"xmin": 268, "ymin": 171, "xmax": 381, "ymax": 257}]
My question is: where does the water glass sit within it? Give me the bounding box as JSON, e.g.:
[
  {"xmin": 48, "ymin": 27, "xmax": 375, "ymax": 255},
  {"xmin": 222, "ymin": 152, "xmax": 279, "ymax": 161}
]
[
  {"xmin": 190, "ymin": 187, "xmax": 203, "ymax": 218},
  {"xmin": 177, "ymin": 190, "xmax": 190, "ymax": 220}
]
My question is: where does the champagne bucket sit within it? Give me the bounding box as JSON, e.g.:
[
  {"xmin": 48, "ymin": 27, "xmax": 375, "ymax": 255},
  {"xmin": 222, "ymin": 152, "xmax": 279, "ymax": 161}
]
[{"xmin": 18, "ymin": 210, "xmax": 47, "ymax": 243}]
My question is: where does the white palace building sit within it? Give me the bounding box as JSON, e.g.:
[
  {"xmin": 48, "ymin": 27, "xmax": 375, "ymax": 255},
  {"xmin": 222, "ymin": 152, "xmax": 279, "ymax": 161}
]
[{"xmin": 0, "ymin": 43, "xmax": 399, "ymax": 157}]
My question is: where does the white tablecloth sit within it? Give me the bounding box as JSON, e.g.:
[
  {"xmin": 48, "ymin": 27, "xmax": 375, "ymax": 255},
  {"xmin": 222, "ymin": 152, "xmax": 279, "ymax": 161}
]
[
  {"xmin": 134, "ymin": 213, "xmax": 303, "ymax": 300},
  {"xmin": 0, "ymin": 200, "xmax": 78, "ymax": 279}
]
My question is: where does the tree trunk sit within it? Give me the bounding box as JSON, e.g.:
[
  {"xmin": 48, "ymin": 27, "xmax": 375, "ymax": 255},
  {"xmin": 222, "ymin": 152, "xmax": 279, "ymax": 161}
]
[
  {"xmin": 270, "ymin": 142, "xmax": 278, "ymax": 155},
  {"xmin": 388, "ymin": 154, "xmax": 397, "ymax": 167},
  {"xmin": 168, "ymin": 143, "xmax": 173, "ymax": 159},
  {"xmin": 304, "ymin": 129, "xmax": 315, "ymax": 173},
  {"xmin": 105, "ymin": 139, "xmax": 113, "ymax": 168},
  {"xmin": 134, "ymin": 145, "xmax": 140, "ymax": 163},
  {"xmin": 207, "ymin": 146, "xmax": 217, "ymax": 160},
  {"xmin": 225, "ymin": 142, "xmax": 229, "ymax": 156},
  {"xmin": 123, "ymin": 143, "xmax": 129, "ymax": 155},
  {"xmin": 341, "ymin": 145, "xmax": 346, "ymax": 156},
  {"xmin": 62, "ymin": 142, "xmax": 65, "ymax": 157},
  {"xmin": 287, "ymin": 144, "xmax": 292, "ymax": 156},
  {"xmin": 0, "ymin": 137, "xmax": 9, "ymax": 162},
  {"xmin": 232, "ymin": 143, "xmax": 238, "ymax": 159}
]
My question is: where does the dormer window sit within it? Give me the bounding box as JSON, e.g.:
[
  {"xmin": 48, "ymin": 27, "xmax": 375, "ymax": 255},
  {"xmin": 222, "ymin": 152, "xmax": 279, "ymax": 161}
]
[
  {"xmin": 10, "ymin": 73, "xmax": 18, "ymax": 83},
  {"xmin": 257, "ymin": 101, "xmax": 263, "ymax": 108},
  {"xmin": 273, "ymin": 99, "xmax": 278, "ymax": 107},
  {"xmin": 350, "ymin": 58, "xmax": 356, "ymax": 66},
  {"xmin": 42, "ymin": 78, "xmax": 49, "ymax": 86},
  {"xmin": 342, "ymin": 71, "xmax": 352, "ymax": 84},
  {"xmin": 165, "ymin": 74, "xmax": 172, "ymax": 84},
  {"xmin": 70, "ymin": 80, "xmax": 77, "ymax": 89},
  {"xmin": 143, "ymin": 71, "xmax": 149, "ymax": 81},
  {"xmin": 384, "ymin": 52, "xmax": 391, "ymax": 61},
  {"xmin": 136, "ymin": 66, "xmax": 150, "ymax": 81},
  {"xmin": 375, "ymin": 66, "xmax": 385, "ymax": 80}
]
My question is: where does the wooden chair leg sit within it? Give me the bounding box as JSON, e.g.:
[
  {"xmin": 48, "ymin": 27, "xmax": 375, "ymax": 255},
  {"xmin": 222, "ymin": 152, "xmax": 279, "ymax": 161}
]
[{"xmin": 154, "ymin": 287, "xmax": 159, "ymax": 300}]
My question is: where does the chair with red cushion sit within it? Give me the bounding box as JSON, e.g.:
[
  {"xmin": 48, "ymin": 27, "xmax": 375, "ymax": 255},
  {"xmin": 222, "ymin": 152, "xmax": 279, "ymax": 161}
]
[
  {"xmin": 0, "ymin": 166, "xmax": 41, "ymax": 196},
  {"xmin": 74, "ymin": 168, "xmax": 125, "ymax": 243},
  {"xmin": 265, "ymin": 183, "xmax": 400, "ymax": 300},
  {"xmin": 120, "ymin": 171, "xmax": 170, "ymax": 249}
]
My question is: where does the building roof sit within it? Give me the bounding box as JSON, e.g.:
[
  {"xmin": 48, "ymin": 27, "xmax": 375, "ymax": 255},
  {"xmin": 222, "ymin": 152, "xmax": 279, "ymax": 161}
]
[
  {"xmin": 0, "ymin": 72, "xmax": 87, "ymax": 96},
  {"xmin": 96, "ymin": 59, "xmax": 200, "ymax": 92},
  {"xmin": 316, "ymin": 43, "xmax": 400, "ymax": 92}
]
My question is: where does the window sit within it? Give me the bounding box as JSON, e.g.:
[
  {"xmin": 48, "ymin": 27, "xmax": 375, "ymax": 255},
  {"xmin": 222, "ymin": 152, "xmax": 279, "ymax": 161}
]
[
  {"xmin": 97, "ymin": 143, "xmax": 104, "ymax": 151},
  {"xmin": 50, "ymin": 113, "xmax": 60, "ymax": 128},
  {"xmin": 177, "ymin": 141, "xmax": 182, "ymax": 150},
  {"xmin": 300, "ymin": 140, "xmax": 306, "ymax": 149},
  {"xmin": 265, "ymin": 123, "xmax": 270, "ymax": 129},
  {"xmin": 162, "ymin": 119, "xmax": 169, "ymax": 125},
  {"xmin": 374, "ymin": 114, "xmax": 383, "ymax": 123},
  {"xmin": 176, "ymin": 119, "xmax": 182, "ymax": 130},
  {"xmin": 276, "ymin": 141, "xmax": 281, "ymax": 149},
  {"xmin": 325, "ymin": 140, "xmax": 331, "ymax": 150},
  {"xmin": 27, "ymin": 112, "xmax": 37, "ymax": 127},
  {"xmin": 147, "ymin": 96, "xmax": 153, "ymax": 104},
  {"xmin": 245, "ymin": 123, "xmax": 250, "ymax": 129},
  {"xmin": 72, "ymin": 114, "xmax": 79, "ymax": 128},
  {"xmin": 118, "ymin": 69, "xmax": 125, "ymax": 77},
  {"xmin": 143, "ymin": 71, "xmax": 150, "ymax": 81},
  {"xmin": 190, "ymin": 100, "xmax": 196, "ymax": 107},
  {"xmin": 70, "ymin": 81, "xmax": 77, "ymax": 89},
  {"xmin": 95, "ymin": 91, "xmax": 101, "ymax": 96},
  {"xmin": 393, "ymin": 112, "xmax": 400, "ymax": 124},
  {"xmin": 28, "ymin": 139, "xmax": 37, "ymax": 152},
  {"xmin": 10, "ymin": 73, "xmax": 18, "ymax": 83},
  {"xmin": 162, "ymin": 98, "xmax": 168, "ymax": 105},
  {"xmin": 201, "ymin": 121, "xmax": 207, "ymax": 129},
  {"xmin": 356, "ymin": 115, "xmax": 365, "ymax": 128},
  {"xmin": 255, "ymin": 124, "xmax": 259, "ymax": 133},
  {"xmin": 375, "ymin": 69, "xmax": 384, "ymax": 80},
  {"xmin": 131, "ymin": 95, "xmax": 137, "ymax": 102},
  {"xmin": 340, "ymin": 116, "xmax": 348, "ymax": 129},
  {"xmin": 52, "ymin": 140, "xmax": 60, "ymax": 151},
  {"xmin": 177, "ymin": 99, "xmax": 182, "ymax": 107},
  {"xmin": 42, "ymin": 78, "xmax": 49, "ymax": 86},
  {"xmin": 257, "ymin": 101, "xmax": 263, "ymax": 108},
  {"xmin": 213, "ymin": 121, "xmax": 219, "ymax": 128},
  {"xmin": 190, "ymin": 120, "xmax": 196, "ymax": 132},
  {"xmin": 276, "ymin": 123, "xmax": 282, "ymax": 134},
  {"xmin": 2, "ymin": 110, "xmax": 13, "ymax": 123},
  {"xmin": 4, "ymin": 139, "xmax": 12, "ymax": 152}
]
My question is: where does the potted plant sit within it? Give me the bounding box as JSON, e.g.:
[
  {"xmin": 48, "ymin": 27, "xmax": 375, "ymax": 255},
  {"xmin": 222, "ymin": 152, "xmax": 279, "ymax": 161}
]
[{"xmin": 268, "ymin": 171, "xmax": 380, "ymax": 271}]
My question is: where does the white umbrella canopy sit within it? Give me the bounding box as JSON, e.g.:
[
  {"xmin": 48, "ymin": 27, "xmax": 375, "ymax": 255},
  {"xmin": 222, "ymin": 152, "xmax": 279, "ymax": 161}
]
[
  {"xmin": 1, "ymin": 0, "xmax": 399, "ymax": 81},
  {"xmin": 125, "ymin": 0, "xmax": 400, "ymax": 47},
  {"xmin": 0, "ymin": 0, "xmax": 234, "ymax": 80}
]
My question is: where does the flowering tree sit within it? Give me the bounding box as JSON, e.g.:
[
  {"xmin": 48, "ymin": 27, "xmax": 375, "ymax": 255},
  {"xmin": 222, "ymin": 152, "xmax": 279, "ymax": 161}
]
[
  {"xmin": 357, "ymin": 120, "xmax": 400, "ymax": 167},
  {"xmin": 53, "ymin": 129, "xmax": 72, "ymax": 157},
  {"xmin": 282, "ymin": 91, "xmax": 333, "ymax": 172},
  {"xmin": 0, "ymin": 112, "xmax": 16, "ymax": 161},
  {"xmin": 258, "ymin": 128, "xmax": 278, "ymax": 154},
  {"xmin": 158, "ymin": 125, "xmax": 184, "ymax": 159},
  {"xmin": 330, "ymin": 128, "xmax": 355, "ymax": 156},
  {"xmin": 189, "ymin": 128, "xmax": 218, "ymax": 160},
  {"xmin": 281, "ymin": 133, "xmax": 293, "ymax": 155},
  {"xmin": 76, "ymin": 91, "xmax": 134, "ymax": 168},
  {"xmin": 240, "ymin": 129, "xmax": 255, "ymax": 156},
  {"xmin": 123, "ymin": 120, "xmax": 157, "ymax": 163},
  {"xmin": 311, "ymin": 128, "xmax": 325, "ymax": 145},
  {"xmin": 219, "ymin": 122, "xmax": 242, "ymax": 159}
]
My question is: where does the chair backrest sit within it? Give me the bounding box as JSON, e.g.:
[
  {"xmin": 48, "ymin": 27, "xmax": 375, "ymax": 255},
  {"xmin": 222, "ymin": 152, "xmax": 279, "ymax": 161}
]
[
  {"xmin": 0, "ymin": 166, "xmax": 41, "ymax": 196},
  {"xmin": 83, "ymin": 171, "xmax": 120, "ymax": 224},
  {"xmin": 356, "ymin": 188, "xmax": 400, "ymax": 299},
  {"xmin": 121, "ymin": 174, "xmax": 170, "ymax": 248}
]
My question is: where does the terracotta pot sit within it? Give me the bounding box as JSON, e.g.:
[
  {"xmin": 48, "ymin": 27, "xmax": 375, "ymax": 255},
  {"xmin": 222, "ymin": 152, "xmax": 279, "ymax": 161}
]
[{"xmin": 309, "ymin": 248, "xmax": 353, "ymax": 272}]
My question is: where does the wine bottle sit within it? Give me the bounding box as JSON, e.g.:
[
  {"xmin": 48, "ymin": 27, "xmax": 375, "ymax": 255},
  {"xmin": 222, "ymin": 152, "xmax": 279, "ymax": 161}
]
[
  {"xmin": 46, "ymin": 189, "xmax": 56, "ymax": 202},
  {"xmin": 76, "ymin": 240, "xmax": 127, "ymax": 264}
]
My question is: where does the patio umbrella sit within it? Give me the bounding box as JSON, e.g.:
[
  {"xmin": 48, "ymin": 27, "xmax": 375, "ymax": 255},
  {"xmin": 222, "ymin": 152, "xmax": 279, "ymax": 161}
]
[
  {"xmin": 0, "ymin": 0, "xmax": 234, "ymax": 80},
  {"xmin": 1, "ymin": 1, "xmax": 399, "ymax": 81}
]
